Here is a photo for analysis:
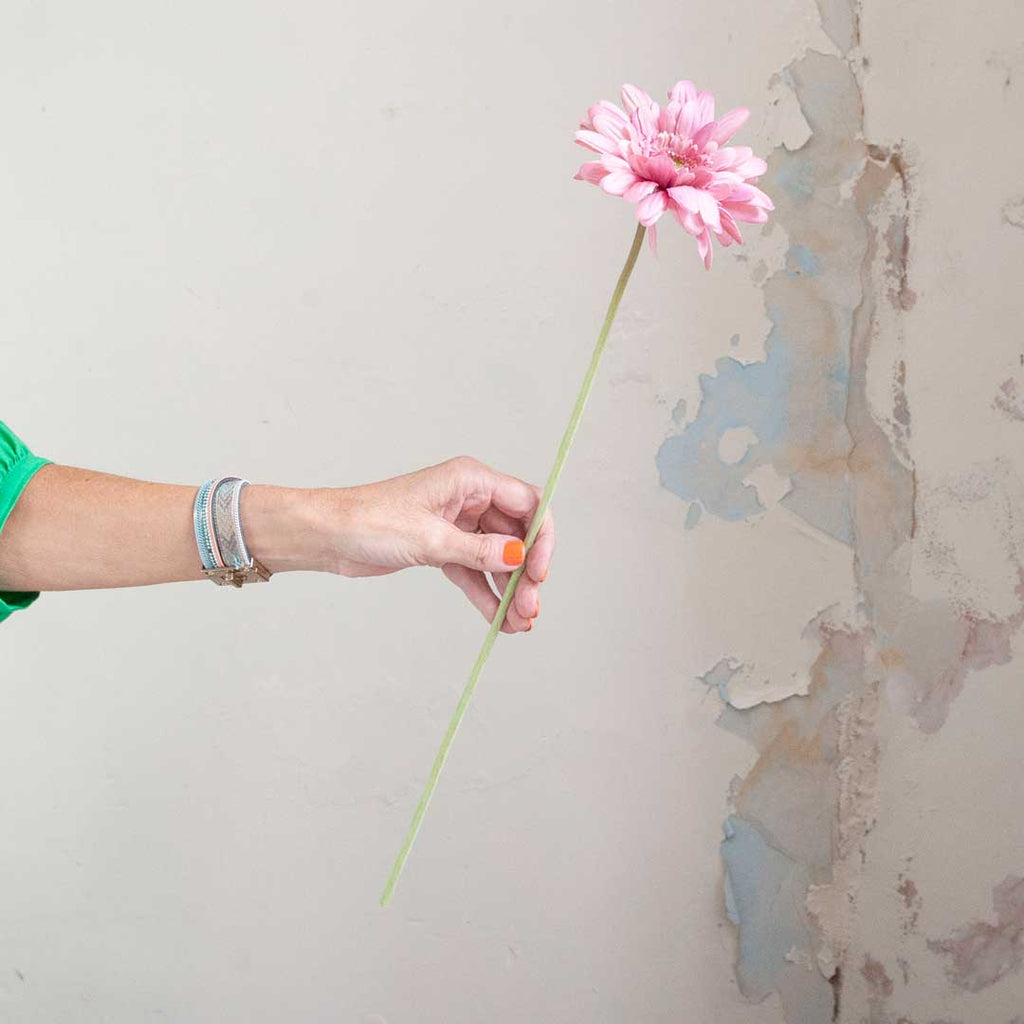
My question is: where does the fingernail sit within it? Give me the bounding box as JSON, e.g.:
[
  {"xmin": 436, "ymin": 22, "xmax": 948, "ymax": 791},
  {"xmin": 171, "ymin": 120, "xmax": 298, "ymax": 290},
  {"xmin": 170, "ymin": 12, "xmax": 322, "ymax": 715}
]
[
  {"xmin": 503, "ymin": 540, "xmax": 525, "ymax": 566},
  {"xmin": 526, "ymin": 620, "xmax": 533, "ymax": 631},
  {"xmin": 540, "ymin": 569, "xmax": 548, "ymax": 582},
  {"xmin": 534, "ymin": 598, "xmax": 540, "ymax": 617}
]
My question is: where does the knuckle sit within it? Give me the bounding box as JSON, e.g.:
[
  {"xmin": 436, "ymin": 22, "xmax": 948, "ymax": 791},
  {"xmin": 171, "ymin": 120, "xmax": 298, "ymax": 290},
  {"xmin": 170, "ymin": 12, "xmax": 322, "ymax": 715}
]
[
  {"xmin": 447, "ymin": 455, "xmax": 478, "ymax": 474},
  {"xmin": 473, "ymin": 534, "xmax": 491, "ymax": 568}
]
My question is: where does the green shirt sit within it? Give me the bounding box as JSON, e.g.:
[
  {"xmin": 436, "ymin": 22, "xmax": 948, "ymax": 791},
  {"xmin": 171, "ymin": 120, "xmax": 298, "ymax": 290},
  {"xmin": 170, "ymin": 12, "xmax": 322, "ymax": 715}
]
[{"xmin": 0, "ymin": 421, "xmax": 51, "ymax": 623}]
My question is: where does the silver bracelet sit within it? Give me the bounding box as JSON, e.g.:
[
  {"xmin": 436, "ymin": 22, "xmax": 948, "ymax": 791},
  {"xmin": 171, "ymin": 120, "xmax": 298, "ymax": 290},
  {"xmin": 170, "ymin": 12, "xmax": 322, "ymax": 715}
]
[{"xmin": 193, "ymin": 477, "xmax": 272, "ymax": 587}]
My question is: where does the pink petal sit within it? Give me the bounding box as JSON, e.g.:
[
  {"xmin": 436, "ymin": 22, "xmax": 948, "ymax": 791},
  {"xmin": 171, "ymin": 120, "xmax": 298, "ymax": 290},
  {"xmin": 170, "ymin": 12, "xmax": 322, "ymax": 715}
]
[
  {"xmin": 694, "ymin": 90, "xmax": 715, "ymax": 127},
  {"xmin": 735, "ymin": 156, "xmax": 768, "ymax": 179},
  {"xmin": 621, "ymin": 83, "xmax": 655, "ymax": 114},
  {"xmin": 708, "ymin": 146, "xmax": 738, "ymax": 170},
  {"xmin": 721, "ymin": 182, "xmax": 758, "ymax": 203},
  {"xmin": 710, "ymin": 107, "xmax": 750, "ymax": 145},
  {"xmin": 720, "ymin": 201, "xmax": 769, "ymax": 224},
  {"xmin": 696, "ymin": 226, "xmax": 713, "ymax": 270},
  {"xmin": 647, "ymin": 222, "xmax": 659, "ymax": 257},
  {"xmin": 669, "ymin": 80, "xmax": 698, "ymax": 106},
  {"xmin": 658, "ymin": 102, "xmax": 680, "ymax": 133},
  {"xmin": 592, "ymin": 112, "xmax": 628, "ymax": 141},
  {"xmin": 600, "ymin": 153, "xmax": 632, "ymax": 173},
  {"xmin": 635, "ymin": 100, "xmax": 660, "ymax": 137},
  {"xmin": 707, "ymin": 178, "xmax": 737, "ymax": 200},
  {"xmin": 601, "ymin": 171, "xmax": 639, "ymax": 196},
  {"xmin": 629, "ymin": 152, "xmax": 678, "ymax": 188},
  {"xmin": 696, "ymin": 189, "xmax": 722, "ymax": 232},
  {"xmin": 667, "ymin": 184, "xmax": 702, "ymax": 214},
  {"xmin": 719, "ymin": 208, "xmax": 744, "ymax": 245},
  {"xmin": 575, "ymin": 129, "xmax": 620, "ymax": 155},
  {"xmin": 589, "ymin": 101, "xmax": 630, "ymax": 130},
  {"xmin": 623, "ymin": 179, "xmax": 659, "ymax": 203},
  {"xmin": 691, "ymin": 121, "xmax": 717, "ymax": 150},
  {"xmin": 637, "ymin": 190, "xmax": 668, "ymax": 226},
  {"xmin": 574, "ymin": 161, "xmax": 607, "ymax": 185},
  {"xmin": 740, "ymin": 184, "xmax": 774, "ymax": 209},
  {"xmin": 668, "ymin": 198, "xmax": 702, "ymax": 236},
  {"xmin": 676, "ymin": 100, "xmax": 701, "ymax": 139}
]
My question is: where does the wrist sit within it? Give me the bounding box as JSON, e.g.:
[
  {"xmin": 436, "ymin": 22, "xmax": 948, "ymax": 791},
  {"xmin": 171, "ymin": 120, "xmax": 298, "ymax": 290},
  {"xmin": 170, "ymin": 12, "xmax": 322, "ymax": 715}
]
[{"xmin": 239, "ymin": 484, "xmax": 340, "ymax": 574}]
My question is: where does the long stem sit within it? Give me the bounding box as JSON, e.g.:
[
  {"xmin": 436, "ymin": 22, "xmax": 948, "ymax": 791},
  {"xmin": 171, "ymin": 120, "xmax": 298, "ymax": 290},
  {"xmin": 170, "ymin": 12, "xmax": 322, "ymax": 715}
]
[{"xmin": 380, "ymin": 222, "xmax": 647, "ymax": 906}]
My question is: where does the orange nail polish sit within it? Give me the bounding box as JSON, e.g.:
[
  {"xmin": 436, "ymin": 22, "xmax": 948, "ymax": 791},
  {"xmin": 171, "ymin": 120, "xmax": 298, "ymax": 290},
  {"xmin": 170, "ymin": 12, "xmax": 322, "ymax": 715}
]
[
  {"xmin": 534, "ymin": 598, "xmax": 540, "ymax": 617},
  {"xmin": 503, "ymin": 539, "xmax": 525, "ymax": 566},
  {"xmin": 526, "ymin": 620, "xmax": 533, "ymax": 631}
]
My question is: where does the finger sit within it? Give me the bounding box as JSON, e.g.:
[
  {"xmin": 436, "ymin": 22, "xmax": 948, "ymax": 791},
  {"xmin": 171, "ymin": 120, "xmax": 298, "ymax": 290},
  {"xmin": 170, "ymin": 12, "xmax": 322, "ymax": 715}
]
[
  {"xmin": 525, "ymin": 508, "xmax": 555, "ymax": 584},
  {"xmin": 480, "ymin": 504, "xmax": 553, "ymax": 587},
  {"xmin": 478, "ymin": 506, "xmax": 525, "ymax": 541},
  {"xmin": 483, "ymin": 469, "xmax": 545, "ymax": 525},
  {"xmin": 491, "ymin": 568, "xmax": 539, "ymax": 622},
  {"xmin": 441, "ymin": 564, "xmax": 518, "ymax": 634},
  {"xmin": 427, "ymin": 522, "xmax": 527, "ymax": 575},
  {"xmin": 478, "ymin": 508, "xmax": 533, "ymax": 618}
]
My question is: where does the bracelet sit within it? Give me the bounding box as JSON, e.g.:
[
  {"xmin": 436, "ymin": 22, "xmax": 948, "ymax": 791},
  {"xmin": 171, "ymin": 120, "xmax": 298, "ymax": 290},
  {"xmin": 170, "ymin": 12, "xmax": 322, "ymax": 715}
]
[{"xmin": 193, "ymin": 477, "xmax": 272, "ymax": 587}]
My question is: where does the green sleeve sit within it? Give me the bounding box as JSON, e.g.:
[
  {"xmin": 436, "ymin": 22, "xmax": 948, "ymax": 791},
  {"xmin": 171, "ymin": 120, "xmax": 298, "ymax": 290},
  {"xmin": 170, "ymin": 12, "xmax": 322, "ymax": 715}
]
[{"xmin": 0, "ymin": 420, "xmax": 52, "ymax": 623}]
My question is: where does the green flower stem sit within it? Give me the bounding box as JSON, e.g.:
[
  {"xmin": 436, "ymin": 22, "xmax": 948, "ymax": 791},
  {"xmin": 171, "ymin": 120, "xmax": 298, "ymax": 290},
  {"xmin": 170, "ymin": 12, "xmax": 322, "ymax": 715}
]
[{"xmin": 380, "ymin": 221, "xmax": 647, "ymax": 907}]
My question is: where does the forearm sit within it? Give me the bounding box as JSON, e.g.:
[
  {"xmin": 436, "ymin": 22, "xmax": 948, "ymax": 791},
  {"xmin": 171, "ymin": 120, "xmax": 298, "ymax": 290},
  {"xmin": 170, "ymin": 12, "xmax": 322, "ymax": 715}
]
[{"xmin": 0, "ymin": 464, "xmax": 334, "ymax": 591}]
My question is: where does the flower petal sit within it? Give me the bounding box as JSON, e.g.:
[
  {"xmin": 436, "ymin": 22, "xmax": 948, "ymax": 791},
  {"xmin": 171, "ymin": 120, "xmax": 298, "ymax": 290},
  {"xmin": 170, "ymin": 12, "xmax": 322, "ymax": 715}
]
[
  {"xmin": 734, "ymin": 156, "xmax": 768, "ymax": 179},
  {"xmin": 637, "ymin": 190, "xmax": 668, "ymax": 226},
  {"xmin": 621, "ymin": 83, "xmax": 655, "ymax": 114},
  {"xmin": 667, "ymin": 184, "xmax": 702, "ymax": 214},
  {"xmin": 575, "ymin": 129, "xmax": 620, "ymax": 155},
  {"xmin": 719, "ymin": 208, "xmax": 744, "ymax": 245},
  {"xmin": 601, "ymin": 171, "xmax": 639, "ymax": 196},
  {"xmin": 592, "ymin": 111, "xmax": 629, "ymax": 141},
  {"xmin": 694, "ymin": 90, "xmax": 715, "ymax": 127},
  {"xmin": 696, "ymin": 226, "xmax": 713, "ymax": 270},
  {"xmin": 600, "ymin": 153, "xmax": 632, "ymax": 173},
  {"xmin": 695, "ymin": 188, "xmax": 722, "ymax": 232},
  {"xmin": 629, "ymin": 152, "xmax": 678, "ymax": 188},
  {"xmin": 574, "ymin": 161, "xmax": 607, "ymax": 185},
  {"xmin": 647, "ymin": 222, "xmax": 659, "ymax": 257},
  {"xmin": 691, "ymin": 121, "xmax": 717, "ymax": 150},
  {"xmin": 623, "ymin": 179, "xmax": 659, "ymax": 203},
  {"xmin": 669, "ymin": 80, "xmax": 698, "ymax": 106},
  {"xmin": 710, "ymin": 107, "xmax": 750, "ymax": 145},
  {"xmin": 720, "ymin": 201, "xmax": 769, "ymax": 224}
]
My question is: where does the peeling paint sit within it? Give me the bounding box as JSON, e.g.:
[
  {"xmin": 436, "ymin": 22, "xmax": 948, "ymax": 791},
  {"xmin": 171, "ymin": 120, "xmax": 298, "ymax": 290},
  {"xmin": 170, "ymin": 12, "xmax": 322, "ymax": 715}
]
[
  {"xmin": 897, "ymin": 870, "xmax": 922, "ymax": 934},
  {"xmin": 665, "ymin": 0, "xmax": 1024, "ymax": 1017},
  {"xmin": 993, "ymin": 378, "xmax": 1024, "ymax": 422},
  {"xmin": 1002, "ymin": 196, "xmax": 1024, "ymax": 229},
  {"xmin": 927, "ymin": 875, "xmax": 1024, "ymax": 992},
  {"xmin": 861, "ymin": 954, "xmax": 894, "ymax": 1024}
]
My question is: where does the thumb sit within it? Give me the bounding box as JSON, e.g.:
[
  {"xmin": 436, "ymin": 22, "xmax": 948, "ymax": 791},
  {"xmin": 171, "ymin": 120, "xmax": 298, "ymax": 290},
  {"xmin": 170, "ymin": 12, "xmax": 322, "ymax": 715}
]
[{"xmin": 430, "ymin": 524, "xmax": 526, "ymax": 574}]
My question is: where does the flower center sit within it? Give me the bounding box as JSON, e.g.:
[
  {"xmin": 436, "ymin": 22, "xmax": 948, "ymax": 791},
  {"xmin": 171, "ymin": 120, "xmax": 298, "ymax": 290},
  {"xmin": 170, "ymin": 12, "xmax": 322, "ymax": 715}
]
[{"xmin": 651, "ymin": 130, "xmax": 705, "ymax": 170}]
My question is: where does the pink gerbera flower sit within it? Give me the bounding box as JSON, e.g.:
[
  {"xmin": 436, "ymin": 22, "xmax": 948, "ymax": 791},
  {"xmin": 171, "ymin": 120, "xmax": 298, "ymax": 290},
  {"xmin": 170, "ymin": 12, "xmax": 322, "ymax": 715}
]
[{"xmin": 575, "ymin": 81, "xmax": 773, "ymax": 269}]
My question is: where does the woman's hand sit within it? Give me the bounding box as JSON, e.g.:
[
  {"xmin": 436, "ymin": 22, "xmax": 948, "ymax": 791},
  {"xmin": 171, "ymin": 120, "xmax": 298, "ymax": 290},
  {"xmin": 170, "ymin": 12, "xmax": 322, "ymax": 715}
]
[
  {"xmin": 0, "ymin": 458, "xmax": 552, "ymax": 635},
  {"xmin": 322, "ymin": 456, "xmax": 554, "ymax": 634}
]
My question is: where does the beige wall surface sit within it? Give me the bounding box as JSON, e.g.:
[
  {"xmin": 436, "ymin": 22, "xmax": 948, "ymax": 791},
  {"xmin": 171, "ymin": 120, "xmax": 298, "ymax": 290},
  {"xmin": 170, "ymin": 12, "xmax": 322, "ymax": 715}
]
[{"xmin": 2, "ymin": 1, "xmax": 1023, "ymax": 1021}]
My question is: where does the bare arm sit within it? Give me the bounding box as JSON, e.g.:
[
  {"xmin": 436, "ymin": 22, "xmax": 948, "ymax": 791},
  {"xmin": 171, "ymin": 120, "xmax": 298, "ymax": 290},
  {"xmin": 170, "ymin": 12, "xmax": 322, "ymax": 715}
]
[{"xmin": 0, "ymin": 458, "xmax": 554, "ymax": 633}]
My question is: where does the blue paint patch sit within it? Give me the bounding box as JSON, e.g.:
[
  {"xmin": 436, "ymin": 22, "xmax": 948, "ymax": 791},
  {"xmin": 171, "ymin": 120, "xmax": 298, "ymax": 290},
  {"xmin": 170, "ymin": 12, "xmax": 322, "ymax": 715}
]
[
  {"xmin": 657, "ymin": 278, "xmax": 855, "ymax": 542},
  {"xmin": 684, "ymin": 502, "xmax": 702, "ymax": 530},
  {"xmin": 786, "ymin": 244, "xmax": 823, "ymax": 278},
  {"xmin": 720, "ymin": 815, "xmax": 817, "ymax": 1001},
  {"xmin": 773, "ymin": 159, "xmax": 816, "ymax": 202},
  {"xmin": 730, "ymin": 333, "xmax": 741, "ymax": 348},
  {"xmin": 656, "ymin": 327, "xmax": 795, "ymax": 522},
  {"xmin": 699, "ymin": 657, "xmax": 741, "ymax": 703}
]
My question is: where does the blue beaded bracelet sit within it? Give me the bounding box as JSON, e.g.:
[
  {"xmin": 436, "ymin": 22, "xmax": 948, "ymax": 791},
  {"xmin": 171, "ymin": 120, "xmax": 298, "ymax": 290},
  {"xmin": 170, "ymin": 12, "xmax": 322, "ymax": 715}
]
[{"xmin": 193, "ymin": 477, "xmax": 272, "ymax": 587}]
